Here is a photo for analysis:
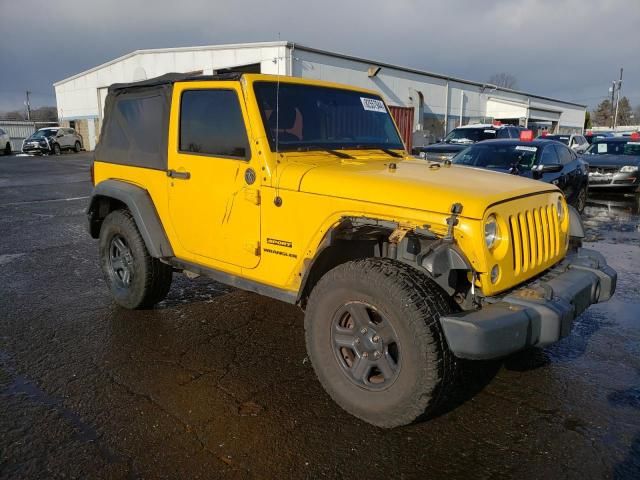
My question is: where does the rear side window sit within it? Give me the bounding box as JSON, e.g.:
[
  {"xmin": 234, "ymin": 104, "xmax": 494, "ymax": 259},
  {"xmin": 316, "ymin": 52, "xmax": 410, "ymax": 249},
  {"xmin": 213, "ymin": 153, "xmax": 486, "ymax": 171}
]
[
  {"xmin": 540, "ymin": 145, "xmax": 560, "ymax": 165},
  {"xmin": 554, "ymin": 145, "xmax": 573, "ymax": 165},
  {"xmin": 179, "ymin": 90, "xmax": 249, "ymax": 159}
]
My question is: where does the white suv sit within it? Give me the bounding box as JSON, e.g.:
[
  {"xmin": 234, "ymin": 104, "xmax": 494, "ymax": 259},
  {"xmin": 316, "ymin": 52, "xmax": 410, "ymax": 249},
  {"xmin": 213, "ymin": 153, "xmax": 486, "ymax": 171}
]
[{"xmin": 539, "ymin": 134, "xmax": 589, "ymax": 153}]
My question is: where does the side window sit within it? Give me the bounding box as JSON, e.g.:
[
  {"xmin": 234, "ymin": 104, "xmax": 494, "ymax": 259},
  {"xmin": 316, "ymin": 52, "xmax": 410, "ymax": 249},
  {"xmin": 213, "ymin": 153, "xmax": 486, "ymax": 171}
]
[
  {"xmin": 539, "ymin": 145, "xmax": 560, "ymax": 165},
  {"xmin": 179, "ymin": 89, "xmax": 249, "ymax": 159},
  {"xmin": 554, "ymin": 145, "xmax": 573, "ymax": 165}
]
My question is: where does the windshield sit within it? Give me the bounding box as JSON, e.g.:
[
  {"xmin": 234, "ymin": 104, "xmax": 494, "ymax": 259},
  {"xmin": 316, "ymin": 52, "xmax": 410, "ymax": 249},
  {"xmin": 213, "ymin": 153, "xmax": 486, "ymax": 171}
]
[
  {"xmin": 542, "ymin": 135, "xmax": 570, "ymax": 145},
  {"xmin": 253, "ymin": 82, "xmax": 404, "ymax": 152},
  {"xmin": 453, "ymin": 144, "xmax": 538, "ymax": 170},
  {"xmin": 585, "ymin": 141, "xmax": 640, "ymax": 156},
  {"xmin": 443, "ymin": 127, "xmax": 496, "ymax": 144},
  {"xmin": 30, "ymin": 129, "xmax": 58, "ymax": 139}
]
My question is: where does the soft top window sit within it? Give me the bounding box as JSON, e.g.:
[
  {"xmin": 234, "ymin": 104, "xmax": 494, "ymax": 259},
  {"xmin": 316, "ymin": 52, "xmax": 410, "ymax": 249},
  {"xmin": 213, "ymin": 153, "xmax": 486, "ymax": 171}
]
[{"xmin": 95, "ymin": 85, "xmax": 171, "ymax": 169}]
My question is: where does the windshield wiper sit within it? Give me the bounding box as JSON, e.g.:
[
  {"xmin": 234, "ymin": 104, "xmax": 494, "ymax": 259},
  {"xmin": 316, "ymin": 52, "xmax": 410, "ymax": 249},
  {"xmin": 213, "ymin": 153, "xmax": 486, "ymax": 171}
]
[
  {"xmin": 295, "ymin": 146, "xmax": 353, "ymax": 159},
  {"xmin": 350, "ymin": 145, "xmax": 403, "ymax": 158}
]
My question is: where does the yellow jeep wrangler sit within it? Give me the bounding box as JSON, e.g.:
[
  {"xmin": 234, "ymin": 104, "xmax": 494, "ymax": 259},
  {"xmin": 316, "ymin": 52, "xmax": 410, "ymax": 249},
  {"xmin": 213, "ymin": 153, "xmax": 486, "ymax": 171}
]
[{"xmin": 88, "ymin": 72, "xmax": 616, "ymax": 427}]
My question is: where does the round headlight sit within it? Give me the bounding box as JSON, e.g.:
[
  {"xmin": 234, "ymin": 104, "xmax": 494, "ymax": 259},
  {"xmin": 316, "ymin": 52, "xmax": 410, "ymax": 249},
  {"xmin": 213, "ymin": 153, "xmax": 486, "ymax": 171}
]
[
  {"xmin": 557, "ymin": 198, "xmax": 565, "ymax": 222},
  {"xmin": 484, "ymin": 215, "xmax": 499, "ymax": 249}
]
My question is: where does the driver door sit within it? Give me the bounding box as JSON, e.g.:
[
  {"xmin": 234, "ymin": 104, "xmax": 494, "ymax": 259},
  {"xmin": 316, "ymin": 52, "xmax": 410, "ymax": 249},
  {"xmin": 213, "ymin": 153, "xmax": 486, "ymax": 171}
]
[{"xmin": 167, "ymin": 82, "xmax": 261, "ymax": 269}]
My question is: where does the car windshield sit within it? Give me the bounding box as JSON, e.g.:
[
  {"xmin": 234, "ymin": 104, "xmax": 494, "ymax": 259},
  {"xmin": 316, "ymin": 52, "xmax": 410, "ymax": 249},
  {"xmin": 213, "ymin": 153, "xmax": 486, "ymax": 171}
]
[
  {"xmin": 30, "ymin": 129, "xmax": 58, "ymax": 139},
  {"xmin": 443, "ymin": 127, "xmax": 497, "ymax": 144},
  {"xmin": 542, "ymin": 135, "xmax": 570, "ymax": 145},
  {"xmin": 253, "ymin": 82, "xmax": 404, "ymax": 152},
  {"xmin": 453, "ymin": 144, "xmax": 538, "ymax": 170},
  {"xmin": 585, "ymin": 141, "xmax": 640, "ymax": 156}
]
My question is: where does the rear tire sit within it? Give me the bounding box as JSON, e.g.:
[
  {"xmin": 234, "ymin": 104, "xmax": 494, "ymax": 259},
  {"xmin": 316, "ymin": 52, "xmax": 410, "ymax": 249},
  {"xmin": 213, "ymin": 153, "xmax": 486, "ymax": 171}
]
[
  {"xmin": 99, "ymin": 209, "xmax": 172, "ymax": 309},
  {"xmin": 304, "ymin": 258, "xmax": 458, "ymax": 428},
  {"xmin": 74, "ymin": 141, "xmax": 81, "ymax": 153},
  {"xmin": 4, "ymin": 142, "xmax": 10, "ymax": 155}
]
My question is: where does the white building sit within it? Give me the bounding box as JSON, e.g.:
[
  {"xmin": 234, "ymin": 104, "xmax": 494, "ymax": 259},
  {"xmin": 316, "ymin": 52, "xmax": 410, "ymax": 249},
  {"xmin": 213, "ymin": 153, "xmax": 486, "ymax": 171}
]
[{"xmin": 54, "ymin": 41, "xmax": 587, "ymax": 151}]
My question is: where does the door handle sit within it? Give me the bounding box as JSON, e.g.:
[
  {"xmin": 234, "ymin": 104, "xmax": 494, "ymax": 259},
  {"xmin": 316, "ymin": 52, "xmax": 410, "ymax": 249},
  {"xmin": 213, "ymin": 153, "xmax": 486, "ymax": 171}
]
[{"xmin": 167, "ymin": 169, "xmax": 191, "ymax": 180}]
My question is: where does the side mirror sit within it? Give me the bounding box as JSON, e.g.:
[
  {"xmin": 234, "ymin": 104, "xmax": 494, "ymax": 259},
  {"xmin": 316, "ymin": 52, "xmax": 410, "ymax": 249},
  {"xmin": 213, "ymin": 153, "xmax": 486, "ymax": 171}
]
[{"xmin": 532, "ymin": 163, "xmax": 562, "ymax": 178}]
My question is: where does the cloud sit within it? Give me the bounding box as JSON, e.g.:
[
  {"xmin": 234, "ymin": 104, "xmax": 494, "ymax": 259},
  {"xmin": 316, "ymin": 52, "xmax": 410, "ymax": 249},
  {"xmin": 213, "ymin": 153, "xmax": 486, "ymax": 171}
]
[{"xmin": 1, "ymin": 0, "xmax": 638, "ymax": 112}]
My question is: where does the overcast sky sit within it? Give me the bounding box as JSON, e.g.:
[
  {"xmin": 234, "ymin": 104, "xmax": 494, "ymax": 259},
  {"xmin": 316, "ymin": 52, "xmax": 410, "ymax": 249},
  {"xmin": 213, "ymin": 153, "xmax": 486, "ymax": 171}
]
[{"xmin": 1, "ymin": 0, "xmax": 639, "ymax": 113}]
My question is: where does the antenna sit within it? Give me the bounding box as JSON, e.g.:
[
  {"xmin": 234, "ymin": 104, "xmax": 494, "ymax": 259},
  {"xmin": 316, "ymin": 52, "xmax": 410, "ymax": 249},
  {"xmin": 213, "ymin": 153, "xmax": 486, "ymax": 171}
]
[{"xmin": 273, "ymin": 33, "xmax": 283, "ymax": 205}]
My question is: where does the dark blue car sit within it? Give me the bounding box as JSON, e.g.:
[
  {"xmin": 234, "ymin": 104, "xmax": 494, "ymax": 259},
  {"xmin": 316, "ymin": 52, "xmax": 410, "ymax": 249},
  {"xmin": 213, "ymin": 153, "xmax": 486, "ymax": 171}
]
[
  {"xmin": 581, "ymin": 137, "xmax": 640, "ymax": 193},
  {"xmin": 452, "ymin": 139, "xmax": 589, "ymax": 212}
]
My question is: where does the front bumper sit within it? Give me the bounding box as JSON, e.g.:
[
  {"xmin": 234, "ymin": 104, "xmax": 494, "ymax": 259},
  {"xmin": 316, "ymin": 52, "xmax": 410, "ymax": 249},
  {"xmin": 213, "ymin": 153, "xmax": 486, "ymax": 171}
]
[
  {"xmin": 440, "ymin": 248, "xmax": 616, "ymax": 360},
  {"xmin": 589, "ymin": 171, "xmax": 639, "ymax": 191}
]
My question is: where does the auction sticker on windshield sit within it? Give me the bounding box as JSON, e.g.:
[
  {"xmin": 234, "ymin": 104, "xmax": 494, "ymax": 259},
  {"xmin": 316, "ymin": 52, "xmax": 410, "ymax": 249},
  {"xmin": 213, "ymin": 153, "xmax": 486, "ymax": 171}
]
[
  {"xmin": 515, "ymin": 146, "xmax": 537, "ymax": 152},
  {"xmin": 361, "ymin": 98, "xmax": 387, "ymax": 113}
]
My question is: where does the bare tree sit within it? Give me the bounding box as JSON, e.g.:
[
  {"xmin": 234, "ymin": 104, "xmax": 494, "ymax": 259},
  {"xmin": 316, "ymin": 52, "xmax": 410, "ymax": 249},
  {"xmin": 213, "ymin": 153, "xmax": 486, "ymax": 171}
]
[{"xmin": 488, "ymin": 73, "xmax": 518, "ymax": 90}]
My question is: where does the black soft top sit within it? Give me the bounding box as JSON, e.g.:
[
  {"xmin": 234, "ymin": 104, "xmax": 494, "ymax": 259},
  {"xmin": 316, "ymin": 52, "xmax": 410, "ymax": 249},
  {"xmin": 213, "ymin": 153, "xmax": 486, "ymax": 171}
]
[
  {"xmin": 96, "ymin": 72, "xmax": 243, "ymax": 170},
  {"xmin": 108, "ymin": 71, "xmax": 243, "ymax": 93}
]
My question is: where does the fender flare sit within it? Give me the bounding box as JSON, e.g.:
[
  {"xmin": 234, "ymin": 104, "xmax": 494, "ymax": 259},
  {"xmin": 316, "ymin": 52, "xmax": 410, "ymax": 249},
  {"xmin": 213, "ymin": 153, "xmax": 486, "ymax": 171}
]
[{"xmin": 87, "ymin": 179, "xmax": 174, "ymax": 258}]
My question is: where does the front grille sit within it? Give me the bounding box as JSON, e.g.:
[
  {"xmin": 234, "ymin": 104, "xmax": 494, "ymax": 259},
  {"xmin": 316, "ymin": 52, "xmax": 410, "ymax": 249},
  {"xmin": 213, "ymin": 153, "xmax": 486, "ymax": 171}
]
[
  {"xmin": 509, "ymin": 206, "xmax": 561, "ymax": 275},
  {"xmin": 589, "ymin": 166, "xmax": 619, "ymax": 174}
]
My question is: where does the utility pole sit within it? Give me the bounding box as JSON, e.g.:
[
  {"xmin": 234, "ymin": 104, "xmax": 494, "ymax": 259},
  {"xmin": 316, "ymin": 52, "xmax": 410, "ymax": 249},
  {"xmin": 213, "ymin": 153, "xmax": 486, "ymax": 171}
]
[
  {"xmin": 610, "ymin": 81, "xmax": 616, "ymax": 128},
  {"xmin": 613, "ymin": 67, "xmax": 623, "ymax": 130},
  {"xmin": 25, "ymin": 91, "xmax": 32, "ymax": 121}
]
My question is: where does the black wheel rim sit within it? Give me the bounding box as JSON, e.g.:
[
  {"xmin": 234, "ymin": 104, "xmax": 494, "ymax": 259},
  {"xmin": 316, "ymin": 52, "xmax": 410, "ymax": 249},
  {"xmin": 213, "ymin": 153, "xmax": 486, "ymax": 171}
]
[
  {"xmin": 330, "ymin": 301, "xmax": 401, "ymax": 391},
  {"xmin": 108, "ymin": 234, "xmax": 134, "ymax": 288}
]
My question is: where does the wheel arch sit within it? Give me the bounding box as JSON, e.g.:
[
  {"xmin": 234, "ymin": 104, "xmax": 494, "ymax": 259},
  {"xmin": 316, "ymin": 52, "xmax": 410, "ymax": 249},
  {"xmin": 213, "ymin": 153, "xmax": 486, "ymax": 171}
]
[
  {"xmin": 296, "ymin": 216, "xmax": 474, "ymax": 309},
  {"xmin": 87, "ymin": 179, "xmax": 174, "ymax": 258}
]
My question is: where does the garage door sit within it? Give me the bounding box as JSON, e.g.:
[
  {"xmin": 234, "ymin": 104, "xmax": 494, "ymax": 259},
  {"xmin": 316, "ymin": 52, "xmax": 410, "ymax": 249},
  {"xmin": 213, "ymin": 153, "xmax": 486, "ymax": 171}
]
[{"xmin": 389, "ymin": 106, "xmax": 413, "ymax": 152}]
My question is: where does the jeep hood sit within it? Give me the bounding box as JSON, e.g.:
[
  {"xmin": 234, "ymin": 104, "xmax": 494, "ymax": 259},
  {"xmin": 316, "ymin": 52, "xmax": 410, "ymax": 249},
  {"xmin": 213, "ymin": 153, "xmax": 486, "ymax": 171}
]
[{"xmin": 292, "ymin": 157, "xmax": 558, "ymax": 220}]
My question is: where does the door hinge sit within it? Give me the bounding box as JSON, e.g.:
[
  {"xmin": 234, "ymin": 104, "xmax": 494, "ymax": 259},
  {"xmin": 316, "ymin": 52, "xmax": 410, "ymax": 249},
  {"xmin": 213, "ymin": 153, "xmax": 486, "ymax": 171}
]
[
  {"xmin": 244, "ymin": 241, "xmax": 261, "ymax": 256},
  {"xmin": 245, "ymin": 188, "xmax": 261, "ymax": 205}
]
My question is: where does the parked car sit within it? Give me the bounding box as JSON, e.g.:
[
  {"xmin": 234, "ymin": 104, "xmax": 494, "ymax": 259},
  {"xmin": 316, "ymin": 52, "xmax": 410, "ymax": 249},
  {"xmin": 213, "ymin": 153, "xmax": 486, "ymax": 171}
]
[
  {"xmin": 581, "ymin": 136, "xmax": 640, "ymax": 192},
  {"xmin": 417, "ymin": 123, "xmax": 525, "ymax": 161},
  {"xmin": 22, "ymin": 127, "xmax": 83, "ymax": 155},
  {"xmin": 0, "ymin": 128, "xmax": 11, "ymax": 155},
  {"xmin": 538, "ymin": 134, "xmax": 589, "ymax": 153},
  {"xmin": 584, "ymin": 130, "xmax": 614, "ymax": 144},
  {"xmin": 452, "ymin": 139, "xmax": 589, "ymax": 212}
]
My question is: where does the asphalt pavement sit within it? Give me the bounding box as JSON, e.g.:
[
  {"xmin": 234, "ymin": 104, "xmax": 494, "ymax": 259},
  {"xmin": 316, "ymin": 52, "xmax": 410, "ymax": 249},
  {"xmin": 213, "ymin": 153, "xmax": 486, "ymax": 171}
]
[{"xmin": 0, "ymin": 152, "xmax": 639, "ymax": 479}]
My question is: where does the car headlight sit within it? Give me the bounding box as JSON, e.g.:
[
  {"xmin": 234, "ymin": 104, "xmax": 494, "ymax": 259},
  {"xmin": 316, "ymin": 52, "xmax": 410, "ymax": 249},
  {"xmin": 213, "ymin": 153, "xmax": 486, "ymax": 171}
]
[
  {"xmin": 557, "ymin": 198, "xmax": 565, "ymax": 222},
  {"xmin": 620, "ymin": 165, "xmax": 639, "ymax": 173},
  {"xmin": 484, "ymin": 215, "xmax": 500, "ymax": 249}
]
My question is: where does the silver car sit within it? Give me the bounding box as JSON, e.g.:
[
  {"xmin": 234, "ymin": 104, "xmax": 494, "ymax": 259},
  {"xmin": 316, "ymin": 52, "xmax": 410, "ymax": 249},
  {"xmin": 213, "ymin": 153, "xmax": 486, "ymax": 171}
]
[{"xmin": 22, "ymin": 127, "xmax": 83, "ymax": 155}]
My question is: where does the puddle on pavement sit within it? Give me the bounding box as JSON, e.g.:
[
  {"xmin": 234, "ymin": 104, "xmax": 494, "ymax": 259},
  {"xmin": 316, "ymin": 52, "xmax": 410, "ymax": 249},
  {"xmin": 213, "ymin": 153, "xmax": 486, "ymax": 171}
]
[{"xmin": 583, "ymin": 192, "xmax": 640, "ymax": 244}]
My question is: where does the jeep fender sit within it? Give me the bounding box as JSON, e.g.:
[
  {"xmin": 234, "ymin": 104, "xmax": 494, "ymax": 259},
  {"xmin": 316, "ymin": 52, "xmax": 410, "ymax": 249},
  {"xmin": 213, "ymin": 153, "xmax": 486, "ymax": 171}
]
[{"xmin": 87, "ymin": 179, "xmax": 174, "ymax": 258}]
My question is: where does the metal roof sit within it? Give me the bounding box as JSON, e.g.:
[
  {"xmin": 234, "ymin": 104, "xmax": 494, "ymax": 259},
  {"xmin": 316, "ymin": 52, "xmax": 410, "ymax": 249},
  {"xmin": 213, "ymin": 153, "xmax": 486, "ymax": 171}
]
[{"xmin": 53, "ymin": 40, "xmax": 586, "ymax": 109}]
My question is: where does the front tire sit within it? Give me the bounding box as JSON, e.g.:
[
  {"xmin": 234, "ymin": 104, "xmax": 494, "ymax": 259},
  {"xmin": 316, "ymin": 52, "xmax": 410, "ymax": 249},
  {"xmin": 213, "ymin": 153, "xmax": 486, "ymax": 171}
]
[
  {"xmin": 52, "ymin": 143, "xmax": 61, "ymax": 155},
  {"xmin": 99, "ymin": 209, "xmax": 172, "ymax": 309},
  {"xmin": 4, "ymin": 142, "xmax": 10, "ymax": 155},
  {"xmin": 575, "ymin": 186, "xmax": 587, "ymax": 214},
  {"xmin": 74, "ymin": 141, "xmax": 81, "ymax": 153},
  {"xmin": 304, "ymin": 258, "xmax": 458, "ymax": 428}
]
